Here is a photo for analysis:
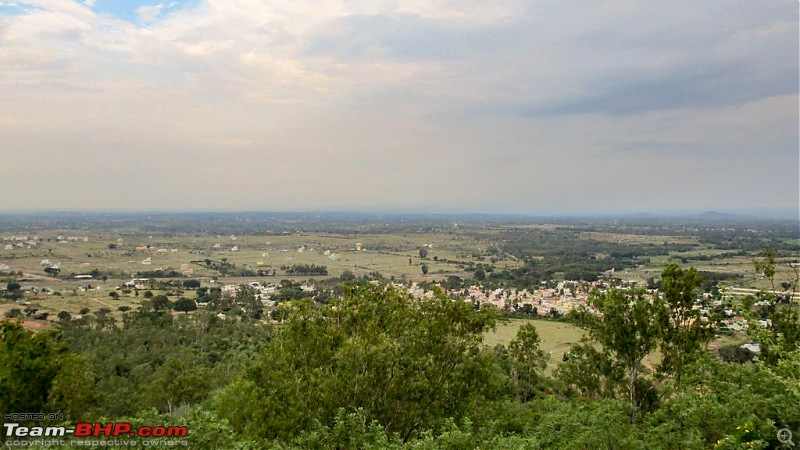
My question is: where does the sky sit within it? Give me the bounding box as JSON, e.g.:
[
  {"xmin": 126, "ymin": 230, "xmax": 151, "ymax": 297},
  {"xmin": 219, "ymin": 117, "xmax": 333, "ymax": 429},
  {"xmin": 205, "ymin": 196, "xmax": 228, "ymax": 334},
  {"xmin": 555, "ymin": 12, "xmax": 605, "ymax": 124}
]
[{"xmin": 0, "ymin": 0, "xmax": 797, "ymax": 216}]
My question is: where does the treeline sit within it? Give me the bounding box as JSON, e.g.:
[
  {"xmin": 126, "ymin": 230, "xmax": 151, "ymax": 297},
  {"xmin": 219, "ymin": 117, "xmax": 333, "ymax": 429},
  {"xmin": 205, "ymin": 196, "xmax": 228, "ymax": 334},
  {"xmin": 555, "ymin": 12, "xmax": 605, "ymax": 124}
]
[
  {"xmin": 462, "ymin": 228, "xmax": 660, "ymax": 285},
  {"xmin": 135, "ymin": 269, "xmax": 185, "ymax": 278},
  {"xmin": 0, "ymin": 307, "xmax": 271, "ymax": 424},
  {"xmin": 281, "ymin": 263, "xmax": 328, "ymax": 276}
]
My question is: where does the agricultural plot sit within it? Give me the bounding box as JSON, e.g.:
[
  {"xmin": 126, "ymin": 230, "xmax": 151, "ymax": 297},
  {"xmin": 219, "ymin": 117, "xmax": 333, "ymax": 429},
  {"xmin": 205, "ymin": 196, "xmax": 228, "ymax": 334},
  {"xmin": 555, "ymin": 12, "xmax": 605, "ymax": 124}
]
[
  {"xmin": 1, "ymin": 215, "xmax": 796, "ymax": 330},
  {"xmin": 0, "ymin": 230, "xmax": 513, "ymax": 282}
]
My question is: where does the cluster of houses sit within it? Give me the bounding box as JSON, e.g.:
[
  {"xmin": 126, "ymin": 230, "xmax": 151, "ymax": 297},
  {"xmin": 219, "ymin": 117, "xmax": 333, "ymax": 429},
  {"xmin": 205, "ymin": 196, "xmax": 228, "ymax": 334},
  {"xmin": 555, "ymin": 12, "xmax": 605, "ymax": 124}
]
[
  {"xmin": 402, "ymin": 280, "xmax": 748, "ymax": 327},
  {"xmin": 3, "ymin": 235, "xmax": 39, "ymax": 250},
  {"xmin": 218, "ymin": 281, "xmax": 315, "ymax": 304},
  {"xmin": 188, "ymin": 276, "xmax": 752, "ymax": 325},
  {"xmin": 116, "ymin": 272, "xmax": 747, "ymax": 328},
  {"xmin": 402, "ymin": 281, "xmax": 596, "ymax": 316},
  {"xmin": 2, "ymin": 235, "xmax": 89, "ymax": 250},
  {"xmin": 61, "ymin": 236, "xmax": 89, "ymax": 242}
]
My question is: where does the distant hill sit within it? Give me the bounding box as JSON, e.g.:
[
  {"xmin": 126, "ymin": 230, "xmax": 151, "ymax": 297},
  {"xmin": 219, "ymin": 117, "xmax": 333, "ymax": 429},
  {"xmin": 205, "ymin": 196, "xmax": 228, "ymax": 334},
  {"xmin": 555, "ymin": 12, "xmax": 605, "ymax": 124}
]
[{"xmin": 691, "ymin": 211, "xmax": 742, "ymax": 220}]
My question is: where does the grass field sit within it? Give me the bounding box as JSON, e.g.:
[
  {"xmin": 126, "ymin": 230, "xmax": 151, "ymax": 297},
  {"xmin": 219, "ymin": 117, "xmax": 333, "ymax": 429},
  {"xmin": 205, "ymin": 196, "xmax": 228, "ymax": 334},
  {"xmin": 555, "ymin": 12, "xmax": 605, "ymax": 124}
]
[
  {"xmin": 484, "ymin": 319, "xmax": 585, "ymax": 372},
  {"xmin": 483, "ymin": 318, "xmax": 748, "ymax": 373},
  {"xmin": 0, "ymin": 230, "xmax": 521, "ymax": 282},
  {"xmin": 2, "ymin": 223, "xmax": 796, "ymax": 331},
  {"xmin": 616, "ymin": 252, "xmax": 798, "ymax": 291}
]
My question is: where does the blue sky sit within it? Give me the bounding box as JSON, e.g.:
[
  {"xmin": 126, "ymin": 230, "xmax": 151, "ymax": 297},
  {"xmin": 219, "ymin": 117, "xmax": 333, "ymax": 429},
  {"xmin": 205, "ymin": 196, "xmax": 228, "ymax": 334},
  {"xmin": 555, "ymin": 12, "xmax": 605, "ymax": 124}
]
[
  {"xmin": 90, "ymin": 0, "xmax": 198, "ymax": 23},
  {"xmin": 0, "ymin": 0, "xmax": 198, "ymax": 22},
  {"xmin": 0, "ymin": 0, "xmax": 797, "ymax": 215}
]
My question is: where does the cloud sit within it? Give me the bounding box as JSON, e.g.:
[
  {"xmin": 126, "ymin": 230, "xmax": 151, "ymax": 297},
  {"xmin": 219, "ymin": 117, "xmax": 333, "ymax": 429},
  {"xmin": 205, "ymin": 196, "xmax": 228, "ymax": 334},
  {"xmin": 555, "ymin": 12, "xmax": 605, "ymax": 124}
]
[
  {"xmin": 136, "ymin": 3, "xmax": 163, "ymax": 23},
  {"xmin": 0, "ymin": 0, "xmax": 797, "ymax": 214}
]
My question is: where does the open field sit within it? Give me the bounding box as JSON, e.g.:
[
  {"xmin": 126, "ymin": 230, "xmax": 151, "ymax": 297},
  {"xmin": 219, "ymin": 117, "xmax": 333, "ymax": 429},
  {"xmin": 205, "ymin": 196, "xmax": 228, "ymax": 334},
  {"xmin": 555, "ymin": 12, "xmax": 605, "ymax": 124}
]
[
  {"xmin": 484, "ymin": 318, "xmax": 749, "ymax": 373},
  {"xmin": 485, "ymin": 319, "xmax": 585, "ymax": 372},
  {"xmin": 2, "ymin": 214, "xmax": 797, "ymax": 328},
  {"xmin": 578, "ymin": 231, "xmax": 700, "ymax": 246},
  {"xmin": 612, "ymin": 253, "xmax": 798, "ymax": 291},
  {"xmin": 0, "ymin": 229, "xmax": 520, "ymax": 282}
]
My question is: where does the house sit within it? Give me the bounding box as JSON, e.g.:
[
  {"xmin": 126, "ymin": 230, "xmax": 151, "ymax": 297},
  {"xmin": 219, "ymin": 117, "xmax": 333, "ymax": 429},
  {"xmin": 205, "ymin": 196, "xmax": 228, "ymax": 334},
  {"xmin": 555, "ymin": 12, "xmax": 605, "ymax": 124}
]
[
  {"xmin": 221, "ymin": 284, "xmax": 240, "ymax": 297},
  {"xmin": 124, "ymin": 278, "xmax": 151, "ymax": 290}
]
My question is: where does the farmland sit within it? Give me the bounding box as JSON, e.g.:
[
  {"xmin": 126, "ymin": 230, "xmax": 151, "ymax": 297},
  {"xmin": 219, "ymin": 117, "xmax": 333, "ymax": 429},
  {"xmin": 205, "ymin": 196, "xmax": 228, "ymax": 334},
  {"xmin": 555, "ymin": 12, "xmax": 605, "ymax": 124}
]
[{"xmin": 1, "ymin": 212, "xmax": 797, "ymax": 325}]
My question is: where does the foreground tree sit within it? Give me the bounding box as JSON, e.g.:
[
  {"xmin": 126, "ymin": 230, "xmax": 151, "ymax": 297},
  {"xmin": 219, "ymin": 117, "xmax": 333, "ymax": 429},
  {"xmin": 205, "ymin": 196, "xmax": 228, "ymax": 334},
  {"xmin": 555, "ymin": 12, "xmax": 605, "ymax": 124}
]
[
  {"xmin": 749, "ymin": 250, "xmax": 800, "ymax": 364},
  {"xmin": 572, "ymin": 288, "xmax": 661, "ymax": 424},
  {"xmin": 502, "ymin": 323, "xmax": 549, "ymax": 401},
  {"xmin": 657, "ymin": 264, "xmax": 714, "ymax": 383},
  {"xmin": 0, "ymin": 321, "xmax": 59, "ymax": 415},
  {"xmin": 218, "ymin": 283, "xmax": 498, "ymax": 442}
]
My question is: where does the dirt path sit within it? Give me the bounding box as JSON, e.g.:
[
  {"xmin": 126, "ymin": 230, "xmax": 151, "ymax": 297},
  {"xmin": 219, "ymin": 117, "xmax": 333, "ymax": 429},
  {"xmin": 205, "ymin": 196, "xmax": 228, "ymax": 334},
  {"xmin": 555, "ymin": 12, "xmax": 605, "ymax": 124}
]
[{"xmin": 89, "ymin": 297, "xmax": 116, "ymax": 308}]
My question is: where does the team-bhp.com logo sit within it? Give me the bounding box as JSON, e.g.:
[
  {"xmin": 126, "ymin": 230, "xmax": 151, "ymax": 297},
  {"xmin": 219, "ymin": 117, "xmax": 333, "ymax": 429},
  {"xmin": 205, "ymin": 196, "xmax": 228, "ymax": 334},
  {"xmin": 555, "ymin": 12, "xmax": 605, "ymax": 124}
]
[
  {"xmin": 5, "ymin": 422, "xmax": 187, "ymax": 438},
  {"xmin": 4, "ymin": 422, "xmax": 188, "ymax": 447}
]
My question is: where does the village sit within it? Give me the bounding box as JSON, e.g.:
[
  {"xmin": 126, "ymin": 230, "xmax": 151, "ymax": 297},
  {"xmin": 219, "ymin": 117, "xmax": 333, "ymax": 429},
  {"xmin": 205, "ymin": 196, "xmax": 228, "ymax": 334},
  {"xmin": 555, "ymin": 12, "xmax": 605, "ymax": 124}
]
[{"xmin": 184, "ymin": 275, "xmax": 748, "ymax": 332}]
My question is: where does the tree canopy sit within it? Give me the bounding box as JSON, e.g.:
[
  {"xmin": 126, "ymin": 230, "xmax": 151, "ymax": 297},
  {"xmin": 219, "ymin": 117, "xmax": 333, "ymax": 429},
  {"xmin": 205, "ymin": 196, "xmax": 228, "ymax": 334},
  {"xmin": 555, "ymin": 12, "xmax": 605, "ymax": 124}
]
[{"xmin": 218, "ymin": 284, "xmax": 499, "ymax": 442}]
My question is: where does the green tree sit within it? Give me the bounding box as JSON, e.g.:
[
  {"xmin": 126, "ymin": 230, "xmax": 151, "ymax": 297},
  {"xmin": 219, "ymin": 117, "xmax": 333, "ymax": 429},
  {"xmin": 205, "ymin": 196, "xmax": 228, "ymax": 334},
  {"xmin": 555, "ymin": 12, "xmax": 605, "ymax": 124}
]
[
  {"xmin": 645, "ymin": 351, "xmax": 800, "ymax": 448},
  {"xmin": 47, "ymin": 353, "xmax": 98, "ymax": 421},
  {"xmin": 421, "ymin": 264, "xmax": 429, "ymax": 275},
  {"xmin": 503, "ymin": 323, "xmax": 549, "ymax": 401},
  {"xmin": 0, "ymin": 321, "xmax": 63, "ymax": 417},
  {"xmin": 218, "ymin": 283, "xmax": 498, "ymax": 441},
  {"xmin": 151, "ymin": 294, "xmax": 172, "ymax": 311},
  {"xmin": 657, "ymin": 264, "xmax": 714, "ymax": 383},
  {"xmin": 556, "ymin": 340, "xmax": 625, "ymax": 400},
  {"xmin": 174, "ymin": 297, "xmax": 198, "ymax": 314},
  {"xmin": 572, "ymin": 288, "xmax": 662, "ymax": 424},
  {"xmin": 4, "ymin": 281, "xmax": 22, "ymax": 300},
  {"xmin": 145, "ymin": 355, "xmax": 211, "ymax": 413},
  {"xmin": 749, "ymin": 250, "xmax": 800, "ymax": 365}
]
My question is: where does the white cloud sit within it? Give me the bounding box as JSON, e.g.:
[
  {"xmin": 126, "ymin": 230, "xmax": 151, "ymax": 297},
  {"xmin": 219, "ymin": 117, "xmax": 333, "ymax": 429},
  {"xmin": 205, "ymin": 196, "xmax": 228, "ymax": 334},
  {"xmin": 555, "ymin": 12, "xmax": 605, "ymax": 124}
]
[
  {"xmin": 136, "ymin": 4, "xmax": 161, "ymax": 23},
  {"xmin": 0, "ymin": 0, "xmax": 796, "ymax": 213},
  {"xmin": 137, "ymin": 3, "xmax": 163, "ymax": 23}
]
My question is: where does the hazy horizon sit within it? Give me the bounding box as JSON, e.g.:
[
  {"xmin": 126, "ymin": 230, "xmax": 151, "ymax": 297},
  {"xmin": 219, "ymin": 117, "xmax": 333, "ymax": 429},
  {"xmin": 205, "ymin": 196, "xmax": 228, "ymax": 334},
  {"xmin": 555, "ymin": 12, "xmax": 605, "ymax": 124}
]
[
  {"xmin": 1, "ymin": 1, "xmax": 798, "ymax": 214},
  {"xmin": 0, "ymin": 207, "xmax": 797, "ymax": 221}
]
